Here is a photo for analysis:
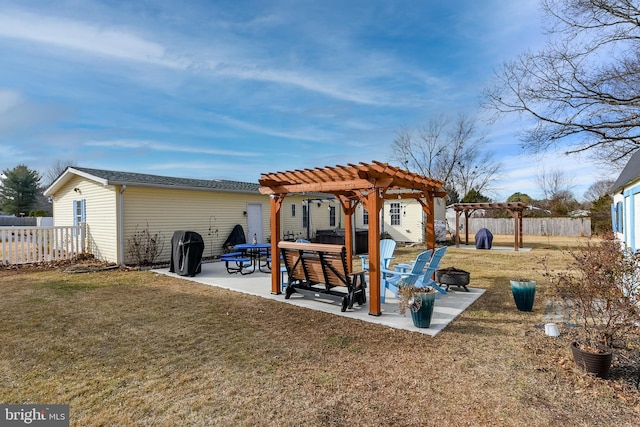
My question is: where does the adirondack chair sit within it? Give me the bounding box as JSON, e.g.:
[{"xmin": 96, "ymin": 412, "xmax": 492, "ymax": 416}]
[
  {"xmin": 360, "ymin": 239, "xmax": 396, "ymax": 302},
  {"xmin": 415, "ymin": 246, "xmax": 448, "ymax": 294},
  {"xmin": 380, "ymin": 250, "xmax": 433, "ymax": 302},
  {"xmin": 359, "ymin": 239, "xmax": 396, "ymax": 271}
]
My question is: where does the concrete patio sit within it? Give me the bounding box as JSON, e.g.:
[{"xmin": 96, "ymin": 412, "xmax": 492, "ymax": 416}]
[{"xmin": 154, "ymin": 261, "xmax": 485, "ymax": 336}]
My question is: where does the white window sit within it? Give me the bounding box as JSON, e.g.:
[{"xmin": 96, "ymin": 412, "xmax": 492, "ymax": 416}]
[
  {"xmin": 291, "ymin": 204, "xmax": 296, "ymax": 217},
  {"xmin": 302, "ymin": 204, "xmax": 308, "ymax": 228},
  {"xmin": 363, "ymin": 208, "xmax": 368, "ymax": 225},
  {"xmin": 329, "ymin": 206, "xmax": 336, "ymax": 227},
  {"xmin": 73, "ymin": 199, "xmax": 86, "ymax": 236},
  {"xmin": 390, "ymin": 202, "xmax": 401, "ymax": 226},
  {"xmin": 73, "ymin": 199, "xmax": 86, "ymax": 226}
]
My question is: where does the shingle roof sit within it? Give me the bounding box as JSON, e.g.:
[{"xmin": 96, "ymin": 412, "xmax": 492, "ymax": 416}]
[
  {"xmin": 612, "ymin": 151, "xmax": 640, "ymax": 193},
  {"xmin": 71, "ymin": 167, "xmax": 261, "ymax": 193}
]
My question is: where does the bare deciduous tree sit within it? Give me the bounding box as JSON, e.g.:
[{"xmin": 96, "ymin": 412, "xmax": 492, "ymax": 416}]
[
  {"xmin": 536, "ymin": 168, "xmax": 578, "ymax": 215},
  {"xmin": 485, "ymin": 0, "xmax": 640, "ymax": 165},
  {"xmin": 390, "ymin": 114, "xmax": 501, "ymax": 203},
  {"xmin": 45, "ymin": 160, "xmax": 77, "ymax": 187},
  {"xmin": 583, "ymin": 179, "xmax": 615, "ymax": 203}
]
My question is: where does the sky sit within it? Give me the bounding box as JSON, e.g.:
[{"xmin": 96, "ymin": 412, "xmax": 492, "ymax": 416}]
[{"xmin": 0, "ymin": 0, "xmax": 619, "ymax": 201}]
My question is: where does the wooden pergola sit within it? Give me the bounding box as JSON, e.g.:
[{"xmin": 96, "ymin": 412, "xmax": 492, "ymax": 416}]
[
  {"xmin": 450, "ymin": 202, "xmax": 528, "ymax": 251},
  {"xmin": 259, "ymin": 161, "xmax": 445, "ymax": 316}
]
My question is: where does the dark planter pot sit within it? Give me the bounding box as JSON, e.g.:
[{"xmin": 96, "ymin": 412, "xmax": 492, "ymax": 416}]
[
  {"xmin": 510, "ymin": 280, "xmax": 536, "ymax": 312},
  {"xmin": 410, "ymin": 292, "xmax": 436, "ymax": 328},
  {"xmin": 571, "ymin": 341, "xmax": 613, "ymax": 379}
]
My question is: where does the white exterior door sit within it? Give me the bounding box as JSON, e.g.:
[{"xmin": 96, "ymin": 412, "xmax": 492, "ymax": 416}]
[{"xmin": 246, "ymin": 203, "xmax": 264, "ymax": 243}]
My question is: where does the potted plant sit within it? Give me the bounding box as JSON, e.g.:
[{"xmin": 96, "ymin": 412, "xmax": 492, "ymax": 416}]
[
  {"xmin": 397, "ymin": 284, "xmax": 437, "ymax": 328},
  {"xmin": 544, "ymin": 232, "xmax": 640, "ymax": 378}
]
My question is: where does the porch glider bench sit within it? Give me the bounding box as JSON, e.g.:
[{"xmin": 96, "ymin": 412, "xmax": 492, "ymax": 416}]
[{"xmin": 278, "ymin": 241, "xmax": 367, "ymax": 312}]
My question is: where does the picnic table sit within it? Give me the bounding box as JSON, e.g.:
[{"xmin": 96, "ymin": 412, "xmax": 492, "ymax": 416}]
[{"xmin": 221, "ymin": 243, "xmax": 271, "ymax": 274}]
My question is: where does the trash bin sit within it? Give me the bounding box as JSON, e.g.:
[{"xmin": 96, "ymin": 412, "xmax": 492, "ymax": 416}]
[
  {"xmin": 169, "ymin": 231, "xmax": 204, "ymax": 277},
  {"xmin": 475, "ymin": 228, "xmax": 493, "ymax": 249}
]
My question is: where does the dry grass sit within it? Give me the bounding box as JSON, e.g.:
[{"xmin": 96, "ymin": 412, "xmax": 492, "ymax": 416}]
[{"xmin": 1, "ymin": 235, "xmax": 640, "ymax": 426}]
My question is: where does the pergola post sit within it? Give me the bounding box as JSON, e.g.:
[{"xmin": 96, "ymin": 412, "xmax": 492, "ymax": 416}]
[
  {"xmin": 465, "ymin": 210, "xmax": 470, "ymax": 245},
  {"xmin": 365, "ymin": 189, "xmax": 383, "ymax": 316},
  {"xmin": 337, "ymin": 195, "xmax": 357, "ymax": 271},
  {"xmin": 455, "ymin": 209, "xmax": 461, "ymax": 248},
  {"xmin": 269, "ymin": 195, "xmax": 284, "ymax": 294},
  {"xmin": 417, "ymin": 192, "xmax": 436, "ymax": 250},
  {"xmin": 519, "ymin": 211, "xmax": 524, "ymax": 248},
  {"xmin": 511, "ymin": 209, "xmax": 520, "ymax": 251}
]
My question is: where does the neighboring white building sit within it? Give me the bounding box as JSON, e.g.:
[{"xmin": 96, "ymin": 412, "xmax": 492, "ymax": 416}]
[
  {"xmin": 354, "ymin": 196, "xmax": 446, "ymax": 243},
  {"xmin": 611, "ymin": 151, "xmax": 640, "ymax": 251}
]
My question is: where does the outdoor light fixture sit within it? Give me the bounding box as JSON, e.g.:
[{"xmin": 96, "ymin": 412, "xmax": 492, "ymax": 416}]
[{"xmin": 73, "ymin": 187, "xmax": 81, "ymax": 193}]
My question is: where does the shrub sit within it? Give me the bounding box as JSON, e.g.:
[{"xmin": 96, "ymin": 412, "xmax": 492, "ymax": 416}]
[
  {"xmin": 544, "ymin": 232, "xmax": 640, "ymax": 351},
  {"xmin": 127, "ymin": 223, "xmax": 165, "ymax": 266}
]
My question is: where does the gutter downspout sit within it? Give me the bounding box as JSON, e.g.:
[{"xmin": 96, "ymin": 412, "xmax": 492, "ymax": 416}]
[{"xmin": 119, "ymin": 185, "xmax": 127, "ymax": 267}]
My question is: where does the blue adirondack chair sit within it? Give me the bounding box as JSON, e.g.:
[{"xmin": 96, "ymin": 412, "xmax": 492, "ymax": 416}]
[
  {"xmin": 360, "ymin": 239, "xmax": 397, "ymax": 302},
  {"xmin": 415, "ymin": 246, "xmax": 448, "ymax": 294},
  {"xmin": 380, "ymin": 250, "xmax": 433, "ymax": 302},
  {"xmin": 360, "ymin": 239, "xmax": 396, "ymax": 271}
]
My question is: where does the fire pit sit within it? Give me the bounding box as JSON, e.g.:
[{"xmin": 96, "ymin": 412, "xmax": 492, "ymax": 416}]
[{"xmin": 435, "ymin": 267, "xmax": 470, "ymax": 292}]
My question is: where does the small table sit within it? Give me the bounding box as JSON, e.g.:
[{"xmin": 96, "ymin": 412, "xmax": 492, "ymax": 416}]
[{"xmin": 234, "ymin": 243, "xmax": 271, "ymax": 273}]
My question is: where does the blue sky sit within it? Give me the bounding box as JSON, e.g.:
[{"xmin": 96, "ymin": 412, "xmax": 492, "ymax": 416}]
[{"xmin": 0, "ymin": 0, "xmax": 616, "ymax": 201}]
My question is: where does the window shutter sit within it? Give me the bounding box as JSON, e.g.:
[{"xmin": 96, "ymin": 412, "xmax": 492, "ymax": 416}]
[
  {"xmin": 73, "ymin": 200, "xmax": 79, "ymax": 226},
  {"xmin": 81, "ymin": 199, "xmax": 86, "ymax": 222}
]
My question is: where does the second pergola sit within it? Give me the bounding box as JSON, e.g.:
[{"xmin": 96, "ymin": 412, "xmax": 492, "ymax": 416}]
[{"xmin": 450, "ymin": 202, "xmax": 528, "ymax": 251}]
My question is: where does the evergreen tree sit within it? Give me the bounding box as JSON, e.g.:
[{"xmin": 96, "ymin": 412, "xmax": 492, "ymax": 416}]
[
  {"xmin": 461, "ymin": 188, "xmax": 490, "ymax": 203},
  {"xmin": 0, "ymin": 165, "xmax": 41, "ymax": 215}
]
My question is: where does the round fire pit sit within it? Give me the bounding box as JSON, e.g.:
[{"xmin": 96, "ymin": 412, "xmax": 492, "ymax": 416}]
[{"xmin": 435, "ymin": 267, "xmax": 470, "ymax": 292}]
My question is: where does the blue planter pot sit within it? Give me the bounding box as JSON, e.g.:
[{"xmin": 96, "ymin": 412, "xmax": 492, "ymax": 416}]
[
  {"xmin": 410, "ymin": 292, "xmax": 436, "ymax": 328},
  {"xmin": 510, "ymin": 280, "xmax": 536, "ymax": 312}
]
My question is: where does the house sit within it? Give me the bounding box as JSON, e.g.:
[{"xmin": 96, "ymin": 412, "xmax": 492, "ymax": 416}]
[
  {"xmin": 354, "ymin": 197, "xmax": 446, "ymax": 243},
  {"xmin": 611, "ymin": 151, "xmax": 640, "ymax": 251},
  {"xmin": 44, "ymin": 167, "xmax": 336, "ymax": 265},
  {"xmin": 44, "ymin": 166, "xmax": 446, "ymax": 265}
]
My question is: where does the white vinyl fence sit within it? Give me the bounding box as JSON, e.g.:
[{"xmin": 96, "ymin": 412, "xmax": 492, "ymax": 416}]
[{"xmin": 0, "ymin": 223, "xmax": 86, "ymax": 265}]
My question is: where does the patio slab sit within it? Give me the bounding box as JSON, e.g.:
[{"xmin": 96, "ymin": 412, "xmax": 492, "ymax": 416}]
[{"xmin": 153, "ymin": 261, "xmax": 485, "ymax": 336}]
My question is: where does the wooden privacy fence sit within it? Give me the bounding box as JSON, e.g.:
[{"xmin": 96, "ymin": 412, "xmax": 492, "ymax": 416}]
[
  {"xmin": 457, "ymin": 217, "xmax": 591, "ymax": 237},
  {"xmin": 0, "ymin": 223, "xmax": 86, "ymax": 265}
]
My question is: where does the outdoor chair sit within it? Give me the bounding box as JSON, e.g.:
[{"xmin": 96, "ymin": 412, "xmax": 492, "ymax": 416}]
[
  {"xmin": 380, "ymin": 250, "xmax": 433, "ymax": 302},
  {"xmin": 415, "ymin": 246, "xmax": 448, "ymax": 294},
  {"xmin": 360, "ymin": 239, "xmax": 396, "ymax": 271}
]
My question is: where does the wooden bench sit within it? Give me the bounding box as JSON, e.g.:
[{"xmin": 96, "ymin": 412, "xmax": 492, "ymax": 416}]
[{"xmin": 278, "ymin": 241, "xmax": 366, "ymax": 312}]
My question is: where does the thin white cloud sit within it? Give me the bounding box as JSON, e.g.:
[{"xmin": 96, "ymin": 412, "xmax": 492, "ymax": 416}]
[
  {"xmin": 0, "ymin": 8, "xmax": 437, "ymax": 108},
  {"xmin": 210, "ymin": 113, "xmax": 337, "ymax": 142},
  {"xmin": 0, "ymin": 9, "xmax": 185, "ymax": 68},
  {"xmin": 85, "ymin": 139, "xmax": 260, "ymax": 157},
  {"xmin": 493, "ymin": 149, "xmax": 613, "ymax": 201},
  {"xmin": 0, "ymin": 89, "xmax": 21, "ymax": 114}
]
